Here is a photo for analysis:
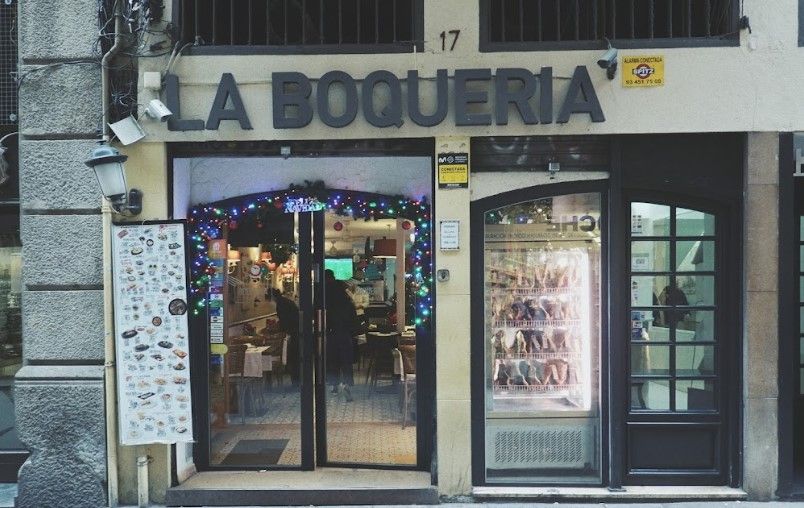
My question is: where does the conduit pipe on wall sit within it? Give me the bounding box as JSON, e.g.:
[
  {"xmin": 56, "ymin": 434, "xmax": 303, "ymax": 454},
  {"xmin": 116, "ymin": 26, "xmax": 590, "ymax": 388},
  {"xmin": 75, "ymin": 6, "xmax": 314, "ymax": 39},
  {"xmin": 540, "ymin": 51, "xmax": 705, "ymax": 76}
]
[
  {"xmin": 136, "ymin": 454, "xmax": 149, "ymax": 508},
  {"xmin": 102, "ymin": 1, "xmax": 124, "ymax": 506}
]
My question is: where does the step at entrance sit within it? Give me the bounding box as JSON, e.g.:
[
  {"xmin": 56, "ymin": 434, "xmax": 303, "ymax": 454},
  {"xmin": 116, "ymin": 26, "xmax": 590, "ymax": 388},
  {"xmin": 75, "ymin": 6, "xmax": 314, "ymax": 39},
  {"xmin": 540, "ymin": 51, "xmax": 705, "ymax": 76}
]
[{"xmin": 165, "ymin": 469, "xmax": 438, "ymax": 506}]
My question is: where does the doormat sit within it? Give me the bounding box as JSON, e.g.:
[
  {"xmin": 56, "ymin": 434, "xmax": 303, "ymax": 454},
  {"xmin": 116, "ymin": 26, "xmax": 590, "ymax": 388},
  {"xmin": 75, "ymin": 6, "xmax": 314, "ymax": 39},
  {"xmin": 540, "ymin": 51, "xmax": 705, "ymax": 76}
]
[{"xmin": 220, "ymin": 439, "xmax": 289, "ymax": 466}]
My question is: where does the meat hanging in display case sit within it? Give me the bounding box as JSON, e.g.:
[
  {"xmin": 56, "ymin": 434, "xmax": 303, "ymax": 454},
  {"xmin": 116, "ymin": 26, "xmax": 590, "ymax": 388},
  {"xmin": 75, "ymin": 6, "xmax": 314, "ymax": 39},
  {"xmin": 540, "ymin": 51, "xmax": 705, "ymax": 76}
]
[{"xmin": 485, "ymin": 247, "xmax": 595, "ymax": 411}]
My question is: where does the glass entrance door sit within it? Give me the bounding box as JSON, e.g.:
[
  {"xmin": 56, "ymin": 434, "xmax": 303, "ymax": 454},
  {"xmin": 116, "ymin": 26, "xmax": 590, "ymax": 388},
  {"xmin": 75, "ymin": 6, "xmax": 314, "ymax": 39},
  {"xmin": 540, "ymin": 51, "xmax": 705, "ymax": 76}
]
[
  {"xmin": 478, "ymin": 190, "xmax": 603, "ymax": 484},
  {"xmin": 201, "ymin": 199, "xmax": 422, "ymax": 470},
  {"xmin": 302, "ymin": 210, "xmax": 420, "ymax": 468}
]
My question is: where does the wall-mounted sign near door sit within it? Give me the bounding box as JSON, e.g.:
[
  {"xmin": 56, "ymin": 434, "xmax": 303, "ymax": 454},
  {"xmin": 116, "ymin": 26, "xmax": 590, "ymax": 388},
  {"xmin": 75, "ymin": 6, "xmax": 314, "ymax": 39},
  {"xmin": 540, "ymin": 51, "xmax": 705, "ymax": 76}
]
[
  {"xmin": 439, "ymin": 220, "xmax": 461, "ymax": 251},
  {"xmin": 438, "ymin": 153, "xmax": 469, "ymax": 189},
  {"xmin": 111, "ymin": 222, "xmax": 194, "ymax": 445}
]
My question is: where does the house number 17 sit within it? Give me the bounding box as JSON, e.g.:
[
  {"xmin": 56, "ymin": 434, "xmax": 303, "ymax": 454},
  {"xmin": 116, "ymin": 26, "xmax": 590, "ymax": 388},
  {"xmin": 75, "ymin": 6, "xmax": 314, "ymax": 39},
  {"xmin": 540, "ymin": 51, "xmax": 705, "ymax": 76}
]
[{"xmin": 440, "ymin": 30, "xmax": 460, "ymax": 51}]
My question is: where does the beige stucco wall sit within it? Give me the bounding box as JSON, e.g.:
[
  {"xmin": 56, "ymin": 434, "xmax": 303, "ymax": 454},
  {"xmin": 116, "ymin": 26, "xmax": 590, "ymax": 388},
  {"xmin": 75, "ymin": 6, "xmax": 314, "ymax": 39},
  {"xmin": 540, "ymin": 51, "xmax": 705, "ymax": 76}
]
[
  {"xmin": 109, "ymin": 0, "xmax": 795, "ymax": 500},
  {"xmin": 113, "ymin": 142, "xmax": 172, "ymax": 505},
  {"xmin": 131, "ymin": 0, "xmax": 804, "ymax": 143}
]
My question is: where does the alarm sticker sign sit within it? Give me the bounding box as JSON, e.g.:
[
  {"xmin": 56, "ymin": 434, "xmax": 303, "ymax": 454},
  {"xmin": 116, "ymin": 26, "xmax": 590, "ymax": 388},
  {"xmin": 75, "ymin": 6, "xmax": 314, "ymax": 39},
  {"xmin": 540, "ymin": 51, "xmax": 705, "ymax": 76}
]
[
  {"xmin": 438, "ymin": 153, "xmax": 469, "ymax": 189},
  {"xmin": 622, "ymin": 55, "xmax": 664, "ymax": 87}
]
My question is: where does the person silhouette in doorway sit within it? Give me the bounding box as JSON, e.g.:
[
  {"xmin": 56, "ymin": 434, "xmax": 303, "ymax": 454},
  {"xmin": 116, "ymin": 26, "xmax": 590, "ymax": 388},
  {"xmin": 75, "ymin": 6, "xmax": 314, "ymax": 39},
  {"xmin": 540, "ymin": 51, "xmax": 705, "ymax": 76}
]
[{"xmin": 325, "ymin": 269, "xmax": 357, "ymax": 401}]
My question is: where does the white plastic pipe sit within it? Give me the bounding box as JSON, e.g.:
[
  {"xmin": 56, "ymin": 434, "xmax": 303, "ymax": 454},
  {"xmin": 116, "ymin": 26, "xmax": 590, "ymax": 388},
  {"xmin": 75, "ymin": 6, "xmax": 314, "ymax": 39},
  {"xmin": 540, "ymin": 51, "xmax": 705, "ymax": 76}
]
[
  {"xmin": 137, "ymin": 454, "xmax": 149, "ymax": 507},
  {"xmin": 102, "ymin": 200, "xmax": 120, "ymax": 507},
  {"xmin": 101, "ymin": 3, "xmax": 124, "ymax": 506}
]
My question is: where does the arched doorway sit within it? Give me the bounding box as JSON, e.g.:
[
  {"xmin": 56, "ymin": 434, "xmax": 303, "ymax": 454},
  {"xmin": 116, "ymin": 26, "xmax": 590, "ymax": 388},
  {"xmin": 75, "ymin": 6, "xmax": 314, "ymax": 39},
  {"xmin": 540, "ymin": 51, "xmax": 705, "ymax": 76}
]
[{"xmin": 186, "ymin": 185, "xmax": 434, "ymax": 471}]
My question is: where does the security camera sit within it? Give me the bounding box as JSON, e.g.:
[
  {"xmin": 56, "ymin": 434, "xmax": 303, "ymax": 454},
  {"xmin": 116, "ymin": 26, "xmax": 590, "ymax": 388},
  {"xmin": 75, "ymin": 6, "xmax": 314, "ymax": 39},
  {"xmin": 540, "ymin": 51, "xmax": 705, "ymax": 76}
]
[
  {"xmin": 596, "ymin": 45, "xmax": 618, "ymax": 80},
  {"xmin": 144, "ymin": 99, "xmax": 172, "ymax": 122},
  {"xmin": 597, "ymin": 47, "xmax": 618, "ymax": 68}
]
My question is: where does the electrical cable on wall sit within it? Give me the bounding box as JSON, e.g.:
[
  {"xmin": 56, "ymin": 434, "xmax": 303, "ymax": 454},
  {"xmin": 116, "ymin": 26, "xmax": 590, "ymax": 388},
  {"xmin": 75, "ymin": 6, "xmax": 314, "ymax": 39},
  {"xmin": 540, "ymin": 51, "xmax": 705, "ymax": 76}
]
[{"xmin": 96, "ymin": 0, "xmax": 173, "ymax": 125}]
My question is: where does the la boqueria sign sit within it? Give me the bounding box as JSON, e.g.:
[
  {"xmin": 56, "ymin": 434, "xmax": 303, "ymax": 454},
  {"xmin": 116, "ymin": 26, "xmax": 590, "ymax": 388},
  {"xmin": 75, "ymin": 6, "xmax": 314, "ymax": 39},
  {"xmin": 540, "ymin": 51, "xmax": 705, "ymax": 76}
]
[{"xmin": 165, "ymin": 66, "xmax": 605, "ymax": 131}]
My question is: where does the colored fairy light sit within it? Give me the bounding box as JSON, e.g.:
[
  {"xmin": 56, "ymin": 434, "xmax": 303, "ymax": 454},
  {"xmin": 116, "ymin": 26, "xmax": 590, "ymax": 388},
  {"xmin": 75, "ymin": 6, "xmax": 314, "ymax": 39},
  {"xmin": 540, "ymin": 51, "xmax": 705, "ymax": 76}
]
[{"xmin": 187, "ymin": 187, "xmax": 433, "ymax": 326}]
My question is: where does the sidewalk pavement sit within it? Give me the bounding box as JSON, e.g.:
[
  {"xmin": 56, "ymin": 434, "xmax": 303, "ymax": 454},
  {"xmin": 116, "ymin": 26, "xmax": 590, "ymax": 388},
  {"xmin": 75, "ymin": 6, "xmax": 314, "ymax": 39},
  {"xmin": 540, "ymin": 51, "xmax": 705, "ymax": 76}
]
[{"xmin": 115, "ymin": 503, "xmax": 804, "ymax": 507}]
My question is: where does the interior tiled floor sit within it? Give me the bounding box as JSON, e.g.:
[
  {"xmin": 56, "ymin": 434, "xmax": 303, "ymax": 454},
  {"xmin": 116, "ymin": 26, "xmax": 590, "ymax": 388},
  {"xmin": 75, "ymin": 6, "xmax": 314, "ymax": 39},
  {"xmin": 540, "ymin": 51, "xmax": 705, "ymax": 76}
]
[{"xmin": 210, "ymin": 369, "xmax": 417, "ymax": 467}]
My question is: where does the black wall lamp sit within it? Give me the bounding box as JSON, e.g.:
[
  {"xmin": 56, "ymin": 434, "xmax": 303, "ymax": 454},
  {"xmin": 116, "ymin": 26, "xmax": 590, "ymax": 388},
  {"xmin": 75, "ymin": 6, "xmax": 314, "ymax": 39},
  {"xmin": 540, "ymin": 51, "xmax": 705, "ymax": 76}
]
[{"xmin": 85, "ymin": 143, "xmax": 143, "ymax": 215}]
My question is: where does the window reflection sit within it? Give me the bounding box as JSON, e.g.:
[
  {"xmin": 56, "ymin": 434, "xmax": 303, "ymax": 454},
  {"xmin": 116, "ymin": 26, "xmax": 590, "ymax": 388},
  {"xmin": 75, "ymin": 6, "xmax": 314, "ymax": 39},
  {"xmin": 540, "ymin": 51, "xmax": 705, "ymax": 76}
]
[
  {"xmin": 0, "ymin": 234, "xmax": 23, "ymax": 454},
  {"xmin": 628, "ymin": 203, "xmax": 718, "ymax": 413}
]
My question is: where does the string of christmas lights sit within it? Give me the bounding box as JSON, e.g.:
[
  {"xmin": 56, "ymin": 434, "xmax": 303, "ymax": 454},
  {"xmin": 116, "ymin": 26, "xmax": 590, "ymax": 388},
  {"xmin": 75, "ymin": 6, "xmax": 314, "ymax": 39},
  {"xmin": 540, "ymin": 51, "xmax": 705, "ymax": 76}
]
[{"xmin": 186, "ymin": 187, "xmax": 433, "ymax": 327}]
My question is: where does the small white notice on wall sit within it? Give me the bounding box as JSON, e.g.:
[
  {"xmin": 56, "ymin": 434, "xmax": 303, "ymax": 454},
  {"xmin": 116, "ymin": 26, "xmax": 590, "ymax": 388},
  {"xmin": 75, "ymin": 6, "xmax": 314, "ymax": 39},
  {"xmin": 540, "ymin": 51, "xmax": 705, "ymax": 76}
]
[{"xmin": 440, "ymin": 220, "xmax": 460, "ymax": 251}]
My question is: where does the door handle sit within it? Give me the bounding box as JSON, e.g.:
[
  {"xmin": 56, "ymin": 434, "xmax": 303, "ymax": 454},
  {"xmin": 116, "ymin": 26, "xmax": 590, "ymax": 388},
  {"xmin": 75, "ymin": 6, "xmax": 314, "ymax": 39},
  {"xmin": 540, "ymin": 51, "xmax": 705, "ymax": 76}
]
[{"xmin": 315, "ymin": 309, "xmax": 325, "ymax": 381}]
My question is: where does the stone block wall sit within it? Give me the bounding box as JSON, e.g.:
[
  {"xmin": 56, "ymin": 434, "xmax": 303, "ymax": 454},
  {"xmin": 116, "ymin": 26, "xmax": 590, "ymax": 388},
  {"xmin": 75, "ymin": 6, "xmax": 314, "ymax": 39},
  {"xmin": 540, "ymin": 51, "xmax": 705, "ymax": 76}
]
[
  {"xmin": 14, "ymin": 1, "xmax": 107, "ymax": 507},
  {"xmin": 743, "ymin": 132, "xmax": 780, "ymax": 500}
]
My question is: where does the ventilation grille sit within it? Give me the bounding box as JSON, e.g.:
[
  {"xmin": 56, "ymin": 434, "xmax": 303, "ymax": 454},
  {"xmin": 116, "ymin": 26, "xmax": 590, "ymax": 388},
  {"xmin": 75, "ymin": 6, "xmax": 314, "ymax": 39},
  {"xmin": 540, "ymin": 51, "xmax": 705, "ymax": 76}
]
[
  {"xmin": 0, "ymin": 0, "xmax": 16, "ymax": 126},
  {"xmin": 488, "ymin": 422, "xmax": 593, "ymax": 469}
]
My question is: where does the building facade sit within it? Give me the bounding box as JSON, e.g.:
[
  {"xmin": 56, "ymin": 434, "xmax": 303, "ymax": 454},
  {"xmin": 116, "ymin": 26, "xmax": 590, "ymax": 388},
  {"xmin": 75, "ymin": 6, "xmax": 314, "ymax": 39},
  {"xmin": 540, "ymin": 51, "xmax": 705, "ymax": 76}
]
[{"xmin": 8, "ymin": 0, "xmax": 804, "ymax": 506}]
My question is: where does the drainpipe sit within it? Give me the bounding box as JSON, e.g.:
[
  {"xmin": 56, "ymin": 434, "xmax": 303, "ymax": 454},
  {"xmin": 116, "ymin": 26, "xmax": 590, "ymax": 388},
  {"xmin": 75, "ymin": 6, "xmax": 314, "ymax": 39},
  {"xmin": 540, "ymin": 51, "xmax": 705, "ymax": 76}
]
[
  {"xmin": 102, "ymin": 199, "xmax": 119, "ymax": 508},
  {"xmin": 136, "ymin": 453, "xmax": 150, "ymax": 507},
  {"xmin": 101, "ymin": 2, "xmax": 124, "ymax": 506},
  {"xmin": 101, "ymin": 1, "xmax": 124, "ymax": 141}
]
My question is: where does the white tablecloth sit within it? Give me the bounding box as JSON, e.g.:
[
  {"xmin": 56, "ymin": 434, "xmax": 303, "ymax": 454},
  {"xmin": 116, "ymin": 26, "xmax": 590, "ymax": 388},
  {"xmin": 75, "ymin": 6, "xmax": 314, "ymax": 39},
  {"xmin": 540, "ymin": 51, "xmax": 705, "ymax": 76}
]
[{"xmin": 243, "ymin": 346, "xmax": 273, "ymax": 377}]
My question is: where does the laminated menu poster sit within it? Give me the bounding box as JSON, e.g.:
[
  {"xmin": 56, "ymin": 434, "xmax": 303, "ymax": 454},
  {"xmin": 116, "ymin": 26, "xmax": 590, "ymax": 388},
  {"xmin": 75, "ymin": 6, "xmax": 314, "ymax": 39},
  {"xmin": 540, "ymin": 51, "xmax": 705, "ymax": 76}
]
[{"xmin": 111, "ymin": 222, "xmax": 193, "ymax": 445}]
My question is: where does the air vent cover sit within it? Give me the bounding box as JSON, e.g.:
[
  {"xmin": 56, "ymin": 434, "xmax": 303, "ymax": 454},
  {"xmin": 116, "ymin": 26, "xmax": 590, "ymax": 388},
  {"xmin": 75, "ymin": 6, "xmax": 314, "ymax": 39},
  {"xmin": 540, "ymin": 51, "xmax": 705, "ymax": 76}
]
[{"xmin": 486, "ymin": 419, "xmax": 595, "ymax": 470}]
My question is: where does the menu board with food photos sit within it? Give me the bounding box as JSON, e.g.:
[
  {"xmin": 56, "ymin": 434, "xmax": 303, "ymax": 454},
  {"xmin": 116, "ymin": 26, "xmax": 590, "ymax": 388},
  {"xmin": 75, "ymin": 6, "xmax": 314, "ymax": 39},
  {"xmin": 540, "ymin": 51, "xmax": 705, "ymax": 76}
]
[{"xmin": 112, "ymin": 222, "xmax": 193, "ymax": 445}]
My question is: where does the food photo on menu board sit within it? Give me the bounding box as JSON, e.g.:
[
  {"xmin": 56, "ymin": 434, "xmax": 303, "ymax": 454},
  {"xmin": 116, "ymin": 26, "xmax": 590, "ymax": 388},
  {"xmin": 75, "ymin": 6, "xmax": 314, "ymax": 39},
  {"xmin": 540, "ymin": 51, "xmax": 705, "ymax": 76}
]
[{"xmin": 111, "ymin": 222, "xmax": 193, "ymax": 445}]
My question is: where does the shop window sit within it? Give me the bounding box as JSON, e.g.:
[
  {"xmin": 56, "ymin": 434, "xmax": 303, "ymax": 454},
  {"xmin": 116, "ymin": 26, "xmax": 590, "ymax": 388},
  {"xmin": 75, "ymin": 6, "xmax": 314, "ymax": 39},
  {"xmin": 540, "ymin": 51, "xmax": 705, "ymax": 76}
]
[
  {"xmin": 0, "ymin": 0, "xmax": 16, "ymax": 125},
  {"xmin": 480, "ymin": 0, "xmax": 739, "ymax": 50},
  {"xmin": 0, "ymin": 209, "xmax": 22, "ymax": 482},
  {"xmin": 178, "ymin": 0, "xmax": 422, "ymax": 53},
  {"xmin": 629, "ymin": 203, "xmax": 718, "ymax": 413}
]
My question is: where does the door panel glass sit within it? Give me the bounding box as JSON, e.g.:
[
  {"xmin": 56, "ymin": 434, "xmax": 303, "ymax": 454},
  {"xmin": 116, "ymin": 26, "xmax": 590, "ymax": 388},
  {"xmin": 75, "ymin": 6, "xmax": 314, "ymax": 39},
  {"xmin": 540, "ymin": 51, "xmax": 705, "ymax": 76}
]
[
  {"xmin": 676, "ymin": 240, "xmax": 714, "ymax": 272},
  {"xmin": 207, "ymin": 216, "xmax": 304, "ymax": 468},
  {"xmin": 631, "ymin": 241, "xmax": 670, "ymax": 272},
  {"xmin": 631, "ymin": 275, "xmax": 670, "ymax": 306},
  {"xmin": 676, "ymin": 208, "xmax": 715, "ymax": 236},
  {"xmin": 631, "ymin": 380, "xmax": 670, "ymax": 410},
  {"xmin": 631, "ymin": 203, "xmax": 670, "ymax": 236},
  {"xmin": 675, "ymin": 310, "xmax": 715, "ymax": 342},
  {"xmin": 628, "ymin": 202, "xmax": 720, "ymax": 413},
  {"xmin": 323, "ymin": 214, "xmax": 417, "ymax": 466},
  {"xmin": 800, "ymin": 337, "xmax": 804, "ymax": 364},
  {"xmin": 800, "ymin": 306, "xmax": 804, "ymax": 333},
  {"xmin": 484, "ymin": 192, "xmax": 601, "ymax": 484},
  {"xmin": 676, "ymin": 380, "xmax": 715, "ymax": 411},
  {"xmin": 675, "ymin": 345, "xmax": 715, "ymax": 375},
  {"xmin": 801, "ymin": 368, "xmax": 804, "ymax": 395},
  {"xmin": 676, "ymin": 275, "xmax": 715, "ymax": 306},
  {"xmin": 630, "ymin": 345, "xmax": 670, "ymax": 375},
  {"xmin": 800, "ymin": 245, "xmax": 804, "ymax": 272}
]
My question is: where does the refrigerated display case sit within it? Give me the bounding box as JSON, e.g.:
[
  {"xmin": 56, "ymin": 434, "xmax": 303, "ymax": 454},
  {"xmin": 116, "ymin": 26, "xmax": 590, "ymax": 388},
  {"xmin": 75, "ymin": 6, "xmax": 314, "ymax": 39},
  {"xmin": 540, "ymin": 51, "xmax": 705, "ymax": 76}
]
[{"xmin": 482, "ymin": 192, "xmax": 602, "ymax": 484}]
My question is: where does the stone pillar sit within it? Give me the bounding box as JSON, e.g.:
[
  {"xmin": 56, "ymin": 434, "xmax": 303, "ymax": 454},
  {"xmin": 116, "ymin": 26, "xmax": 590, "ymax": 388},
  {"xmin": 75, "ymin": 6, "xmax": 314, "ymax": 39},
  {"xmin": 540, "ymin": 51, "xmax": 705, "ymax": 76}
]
[
  {"xmin": 434, "ymin": 136, "xmax": 472, "ymax": 497},
  {"xmin": 15, "ymin": 1, "xmax": 107, "ymax": 507},
  {"xmin": 743, "ymin": 132, "xmax": 780, "ymax": 500}
]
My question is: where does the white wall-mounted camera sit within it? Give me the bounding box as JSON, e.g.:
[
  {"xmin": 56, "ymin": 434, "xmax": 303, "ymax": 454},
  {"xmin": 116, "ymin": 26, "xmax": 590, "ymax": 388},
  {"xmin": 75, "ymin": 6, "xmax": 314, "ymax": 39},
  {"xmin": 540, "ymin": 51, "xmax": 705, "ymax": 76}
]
[
  {"xmin": 597, "ymin": 44, "xmax": 618, "ymax": 80},
  {"xmin": 144, "ymin": 99, "xmax": 173, "ymax": 122}
]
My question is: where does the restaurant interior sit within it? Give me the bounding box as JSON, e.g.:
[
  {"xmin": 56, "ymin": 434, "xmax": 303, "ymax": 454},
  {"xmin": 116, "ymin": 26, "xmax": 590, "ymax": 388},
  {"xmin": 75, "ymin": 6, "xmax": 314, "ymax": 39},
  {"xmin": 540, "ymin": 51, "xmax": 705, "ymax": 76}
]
[{"xmin": 208, "ymin": 210, "xmax": 419, "ymax": 468}]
